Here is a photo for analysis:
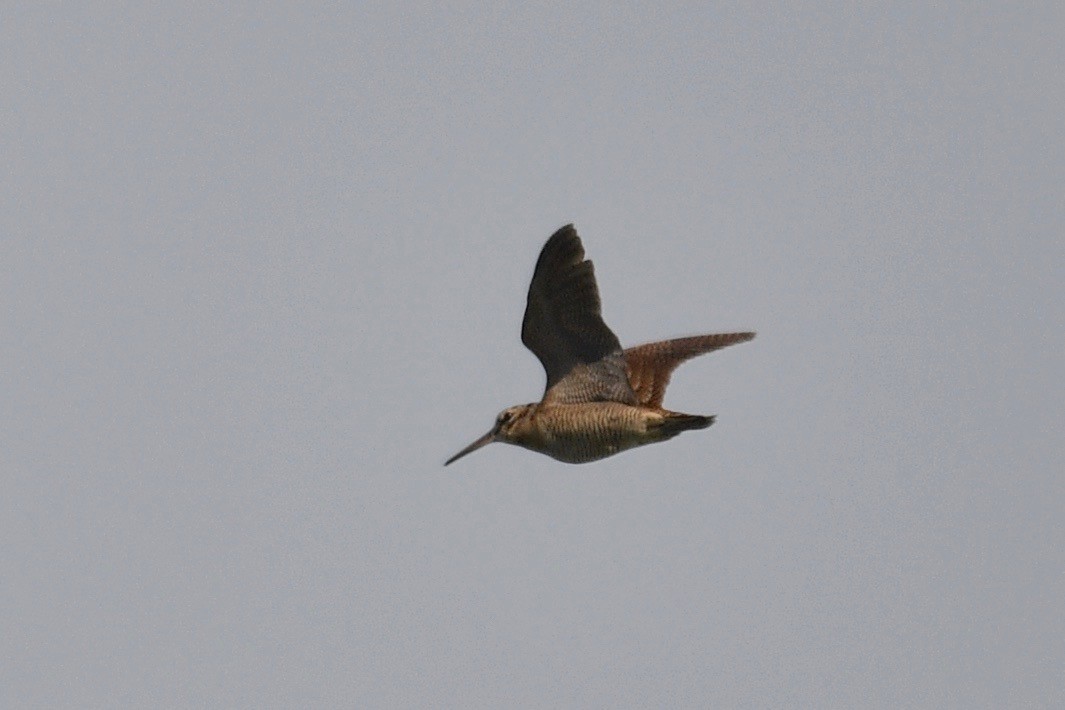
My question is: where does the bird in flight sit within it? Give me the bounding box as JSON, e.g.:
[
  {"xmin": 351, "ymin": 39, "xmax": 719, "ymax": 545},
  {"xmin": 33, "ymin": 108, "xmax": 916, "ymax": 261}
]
[{"xmin": 446, "ymin": 224, "xmax": 754, "ymax": 465}]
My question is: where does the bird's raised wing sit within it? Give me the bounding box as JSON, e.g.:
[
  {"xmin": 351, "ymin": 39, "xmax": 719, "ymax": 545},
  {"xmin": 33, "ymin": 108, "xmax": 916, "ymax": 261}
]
[
  {"xmin": 521, "ymin": 225, "xmax": 636, "ymax": 404},
  {"xmin": 624, "ymin": 332, "xmax": 756, "ymax": 408}
]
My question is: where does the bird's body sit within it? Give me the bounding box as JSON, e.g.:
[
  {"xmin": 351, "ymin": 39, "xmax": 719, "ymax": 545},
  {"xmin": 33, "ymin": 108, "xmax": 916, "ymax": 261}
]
[
  {"xmin": 446, "ymin": 225, "xmax": 754, "ymax": 466},
  {"xmin": 486, "ymin": 401, "xmax": 711, "ymax": 464}
]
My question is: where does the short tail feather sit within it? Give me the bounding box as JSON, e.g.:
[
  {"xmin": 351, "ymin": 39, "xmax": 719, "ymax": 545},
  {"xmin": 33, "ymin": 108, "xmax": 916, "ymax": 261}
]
[{"xmin": 656, "ymin": 413, "xmax": 715, "ymax": 438}]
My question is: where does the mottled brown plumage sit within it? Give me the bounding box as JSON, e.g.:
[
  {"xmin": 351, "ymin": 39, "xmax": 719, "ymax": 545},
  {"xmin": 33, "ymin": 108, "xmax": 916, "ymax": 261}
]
[
  {"xmin": 625, "ymin": 333, "xmax": 755, "ymax": 408},
  {"xmin": 446, "ymin": 224, "xmax": 754, "ymax": 465}
]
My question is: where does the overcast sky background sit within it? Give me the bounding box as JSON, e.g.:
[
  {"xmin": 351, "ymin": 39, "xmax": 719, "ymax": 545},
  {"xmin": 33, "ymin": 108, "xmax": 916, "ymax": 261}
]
[{"xmin": 3, "ymin": 3, "xmax": 1063, "ymax": 708}]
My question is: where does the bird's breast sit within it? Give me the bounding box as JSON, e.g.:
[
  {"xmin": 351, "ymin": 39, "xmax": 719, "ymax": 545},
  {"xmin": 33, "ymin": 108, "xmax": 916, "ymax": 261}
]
[{"xmin": 517, "ymin": 403, "xmax": 661, "ymax": 463}]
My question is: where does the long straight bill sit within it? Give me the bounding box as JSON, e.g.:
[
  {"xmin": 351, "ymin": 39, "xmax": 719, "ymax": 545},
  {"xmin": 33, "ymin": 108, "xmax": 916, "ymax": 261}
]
[{"xmin": 444, "ymin": 430, "xmax": 495, "ymax": 466}]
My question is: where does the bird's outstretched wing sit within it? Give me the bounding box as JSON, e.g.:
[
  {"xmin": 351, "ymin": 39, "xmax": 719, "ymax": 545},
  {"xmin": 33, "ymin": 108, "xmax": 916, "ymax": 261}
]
[
  {"xmin": 521, "ymin": 225, "xmax": 637, "ymax": 404},
  {"xmin": 624, "ymin": 332, "xmax": 756, "ymax": 408}
]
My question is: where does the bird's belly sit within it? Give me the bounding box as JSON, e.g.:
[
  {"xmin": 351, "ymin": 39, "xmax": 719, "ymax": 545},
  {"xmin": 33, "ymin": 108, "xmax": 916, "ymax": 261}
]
[{"xmin": 525, "ymin": 404, "xmax": 656, "ymax": 464}]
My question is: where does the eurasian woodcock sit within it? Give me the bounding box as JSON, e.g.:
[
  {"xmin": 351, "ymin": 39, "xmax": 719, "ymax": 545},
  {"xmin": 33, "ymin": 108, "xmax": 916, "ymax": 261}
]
[{"xmin": 446, "ymin": 224, "xmax": 754, "ymax": 465}]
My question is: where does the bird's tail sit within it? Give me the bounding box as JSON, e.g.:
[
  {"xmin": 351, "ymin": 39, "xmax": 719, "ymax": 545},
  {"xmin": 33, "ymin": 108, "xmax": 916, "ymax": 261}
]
[{"xmin": 654, "ymin": 412, "xmax": 715, "ymax": 439}]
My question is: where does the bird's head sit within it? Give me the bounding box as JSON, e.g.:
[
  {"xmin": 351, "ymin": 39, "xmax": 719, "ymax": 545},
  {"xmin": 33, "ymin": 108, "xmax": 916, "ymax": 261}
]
[{"xmin": 445, "ymin": 404, "xmax": 535, "ymax": 466}]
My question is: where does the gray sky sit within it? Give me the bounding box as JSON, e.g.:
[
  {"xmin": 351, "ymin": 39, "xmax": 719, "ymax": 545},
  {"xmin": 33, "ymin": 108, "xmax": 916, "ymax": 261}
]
[{"xmin": 3, "ymin": 3, "xmax": 1063, "ymax": 708}]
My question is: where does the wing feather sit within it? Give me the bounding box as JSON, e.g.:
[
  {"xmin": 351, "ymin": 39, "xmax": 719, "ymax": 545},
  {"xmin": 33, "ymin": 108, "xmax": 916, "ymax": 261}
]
[
  {"xmin": 624, "ymin": 332, "xmax": 756, "ymax": 408},
  {"xmin": 521, "ymin": 225, "xmax": 635, "ymax": 404}
]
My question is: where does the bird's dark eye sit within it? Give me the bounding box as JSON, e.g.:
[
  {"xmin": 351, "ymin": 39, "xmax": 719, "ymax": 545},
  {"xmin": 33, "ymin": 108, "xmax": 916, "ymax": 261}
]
[{"xmin": 498, "ymin": 411, "xmax": 512, "ymax": 424}]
